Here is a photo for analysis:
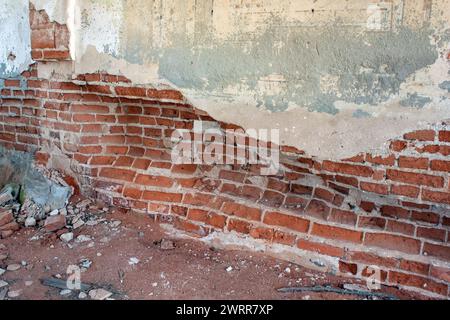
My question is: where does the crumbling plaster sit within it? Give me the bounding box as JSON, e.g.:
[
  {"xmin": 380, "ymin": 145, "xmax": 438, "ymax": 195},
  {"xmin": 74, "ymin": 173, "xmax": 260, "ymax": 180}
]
[
  {"xmin": 5, "ymin": 1, "xmax": 450, "ymax": 159},
  {"xmin": 0, "ymin": 0, "xmax": 32, "ymax": 77}
]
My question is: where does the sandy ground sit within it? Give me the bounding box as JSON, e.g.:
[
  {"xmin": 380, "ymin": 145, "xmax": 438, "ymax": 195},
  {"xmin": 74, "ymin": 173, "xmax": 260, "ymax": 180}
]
[{"xmin": 0, "ymin": 208, "xmax": 429, "ymax": 300}]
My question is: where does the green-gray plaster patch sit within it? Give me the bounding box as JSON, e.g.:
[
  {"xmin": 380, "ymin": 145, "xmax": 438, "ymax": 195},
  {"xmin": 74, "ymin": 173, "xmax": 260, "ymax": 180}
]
[
  {"xmin": 118, "ymin": 18, "xmax": 438, "ymax": 115},
  {"xmin": 400, "ymin": 93, "xmax": 432, "ymax": 108},
  {"xmin": 439, "ymin": 81, "xmax": 450, "ymax": 93}
]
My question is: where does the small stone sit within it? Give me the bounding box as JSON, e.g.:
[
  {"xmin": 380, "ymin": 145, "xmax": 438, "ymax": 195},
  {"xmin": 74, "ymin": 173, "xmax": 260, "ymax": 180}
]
[
  {"xmin": 25, "ymin": 280, "xmax": 33, "ymax": 286},
  {"xmin": 0, "ymin": 210, "xmax": 13, "ymax": 227},
  {"xmin": 0, "ymin": 268, "xmax": 5, "ymax": 276},
  {"xmin": 44, "ymin": 215, "xmax": 66, "ymax": 232},
  {"xmin": 7, "ymin": 264, "xmax": 21, "ymax": 271},
  {"xmin": 72, "ymin": 220, "xmax": 85, "ymax": 229},
  {"xmin": 110, "ymin": 220, "xmax": 121, "ymax": 228},
  {"xmin": 24, "ymin": 217, "xmax": 36, "ymax": 227},
  {"xmin": 152, "ymin": 282, "xmax": 158, "ymax": 287},
  {"xmin": 128, "ymin": 257, "xmax": 140, "ymax": 265},
  {"xmin": 60, "ymin": 232, "xmax": 74, "ymax": 242},
  {"xmin": 89, "ymin": 288, "xmax": 112, "ymax": 300},
  {"xmin": 285, "ymin": 267, "xmax": 291, "ymax": 274},
  {"xmin": 49, "ymin": 209, "xmax": 59, "ymax": 216},
  {"xmin": 226, "ymin": 266, "xmax": 233, "ymax": 272},
  {"xmin": 7, "ymin": 289, "xmax": 22, "ymax": 298},
  {"xmin": 0, "ymin": 280, "xmax": 8, "ymax": 288},
  {"xmin": 60, "ymin": 289, "xmax": 72, "ymax": 296},
  {"xmin": 76, "ymin": 235, "xmax": 91, "ymax": 243},
  {"xmin": 79, "ymin": 258, "xmax": 92, "ymax": 269},
  {"xmin": 21, "ymin": 261, "xmax": 27, "ymax": 266},
  {"xmin": 160, "ymin": 239, "xmax": 175, "ymax": 250},
  {"xmin": 76, "ymin": 199, "xmax": 91, "ymax": 209},
  {"xmin": 78, "ymin": 292, "xmax": 87, "ymax": 299}
]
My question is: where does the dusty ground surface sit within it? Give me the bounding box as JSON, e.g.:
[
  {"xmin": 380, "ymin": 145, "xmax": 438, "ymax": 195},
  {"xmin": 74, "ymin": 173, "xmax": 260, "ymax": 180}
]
[{"xmin": 0, "ymin": 206, "xmax": 429, "ymax": 300}]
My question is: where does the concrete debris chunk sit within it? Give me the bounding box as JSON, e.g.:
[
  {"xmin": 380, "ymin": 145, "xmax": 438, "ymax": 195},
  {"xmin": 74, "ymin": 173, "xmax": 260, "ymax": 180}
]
[
  {"xmin": 128, "ymin": 257, "xmax": 140, "ymax": 265},
  {"xmin": 60, "ymin": 232, "xmax": 74, "ymax": 242},
  {"xmin": 8, "ymin": 289, "xmax": 22, "ymax": 298},
  {"xmin": 24, "ymin": 217, "xmax": 36, "ymax": 227},
  {"xmin": 44, "ymin": 215, "xmax": 66, "ymax": 232},
  {"xmin": 160, "ymin": 239, "xmax": 175, "ymax": 250},
  {"xmin": 7, "ymin": 264, "xmax": 21, "ymax": 271},
  {"xmin": 0, "ymin": 280, "xmax": 8, "ymax": 288},
  {"xmin": 89, "ymin": 288, "xmax": 112, "ymax": 300},
  {"xmin": 76, "ymin": 235, "xmax": 92, "ymax": 243}
]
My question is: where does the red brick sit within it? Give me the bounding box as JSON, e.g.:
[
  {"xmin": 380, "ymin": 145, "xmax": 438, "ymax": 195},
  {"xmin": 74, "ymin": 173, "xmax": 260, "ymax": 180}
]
[
  {"xmin": 328, "ymin": 209, "xmax": 357, "ymax": 226},
  {"xmin": 365, "ymin": 154, "xmax": 395, "ymax": 166},
  {"xmin": 360, "ymin": 182, "xmax": 388, "ymax": 195},
  {"xmin": 322, "ymin": 161, "xmax": 374, "ymax": 177},
  {"xmin": 297, "ymin": 239, "xmax": 344, "ymax": 257},
  {"xmin": 312, "ymin": 223, "xmax": 362, "ymax": 244},
  {"xmin": 438, "ymin": 130, "xmax": 450, "ymax": 142},
  {"xmin": 305, "ymin": 200, "xmax": 330, "ymax": 220},
  {"xmin": 361, "ymin": 267, "xmax": 388, "ymax": 282},
  {"xmin": 410, "ymin": 210, "xmax": 440, "ymax": 224},
  {"xmin": 259, "ymin": 190, "xmax": 285, "ymax": 208},
  {"xmin": 403, "ymin": 130, "xmax": 435, "ymax": 141},
  {"xmin": 417, "ymin": 227, "xmax": 446, "ymax": 242},
  {"xmin": 31, "ymin": 28, "xmax": 54, "ymax": 49},
  {"xmin": 386, "ymin": 169, "xmax": 444, "ymax": 188},
  {"xmin": 399, "ymin": 260, "xmax": 430, "ymax": 275},
  {"xmin": 430, "ymin": 265, "xmax": 450, "ymax": 283},
  {"xmin": 390, "ymin": 184, "xmax": 420, "ymax": 198},
  {"xmin": 423, "ymin": 242, "xmax": 450, "ymax": 261},
  {"xmin": 142, "ymin": 191, "xmax": 182, "ymax": 203},
  {"xmin": 422, "ymin": 189, "xmax": 450, "ymax": 205},
  {"xmin": 380, "ymin": 205, "xmax": 410, "ymax": 219},
  {"xmin": 188, "ymin": 209, "xmax": 226, "ymax": 229},
  {"xmin": 42, "ymin": 50, "xmax": 70, "ymax": 60},
  {"xmin": 386, "ymin": 220, "xmax": 415, "ymax": 236},
  {"xmin": 390, "ymin": 140, "xmax": 407, "ymax": 152},
  {"xmin": 364, "ymin": 233, "xmax": 421, "ymax": 254},
  {"xmin": 183, "ymin": 193, "xmax": 225, "ymax": 210},
  {"xmin": 135, "ymin": 174, "xmax": 173, "ymax": 188},
  {"xmin": 115, "ymin": 86, "xmax": 147, "ymax": 97},
  {"xmin": 99, "ymin": 168, "xmax": 136, "ymax": 182},
  {"xmin": 171, "ymin": 205, "xmax": 188, "ymax": 216},
  {"xmin": 227, "ymin": 218, "xmax": 251, "ymax": 234},
  {"xmin": 290, "ymin": 184, "xmax": 313, "ymax": 195},
  {"xmin": 263, "ymin": 211, "xmax": 309, "ymax": 233},
  {"xmin": 123, "ymin": 187, "xmax": 142, "ymax": 199},
  {"xmin": 398, "ymin": 156, "xmax": 429, "ymax": 170},
  {"xmin": 0, "ymin": 210, "xmax": 14, "ymax": 227},
  {"xmin": 273, "ymin": 230, "xmax": 296, "ymax": 246},
  {"xmin": 349, "ymin": 251, "xmax": 398, "ymax": 268},
  {"xmin": 430, "ymin": 160, "xmax": 450, "ymax": 172},
  {"xmin": 44, "ymin": 215, "xmax": 66, "ymax": 232},
  {"xmin": 249, "ymin": 227, "xmax": 275, "ymax": 241},
  {"xmin": 339, "ymin": 261, "xmax": 358, "ymax": 275},
  {"xmin": 222, "ymin": 202, "xmax": 261, "ymax": 221},
  {"xmin": 358, "ymin": 216, "xmax": 386, "ymax": 230},
  {"xmin": 389, "ymin": 271, "xmax": 447, "ymax": 296},
  {"xmin": 90, "ymin": 156, "xmax": 116, "ymax": 166}
]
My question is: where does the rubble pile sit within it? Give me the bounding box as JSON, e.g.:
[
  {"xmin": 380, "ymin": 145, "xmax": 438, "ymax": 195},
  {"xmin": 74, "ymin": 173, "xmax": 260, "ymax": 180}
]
[{"xmin": 0, "ymin": 164, "xmax": 76, "ymax": 239}]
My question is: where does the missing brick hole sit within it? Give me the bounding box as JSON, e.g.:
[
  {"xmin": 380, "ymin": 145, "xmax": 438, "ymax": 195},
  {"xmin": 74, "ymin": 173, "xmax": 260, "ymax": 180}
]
[{"xmin": 7, "ymin": 52, "xmax": 16, "ymax": 61}]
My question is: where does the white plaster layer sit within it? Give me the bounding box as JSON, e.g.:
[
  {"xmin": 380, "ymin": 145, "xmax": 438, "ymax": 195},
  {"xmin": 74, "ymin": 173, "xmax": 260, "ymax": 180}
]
[{"xmin": 0, "ymin": 0, "xmax": 33, "ymax": 77}]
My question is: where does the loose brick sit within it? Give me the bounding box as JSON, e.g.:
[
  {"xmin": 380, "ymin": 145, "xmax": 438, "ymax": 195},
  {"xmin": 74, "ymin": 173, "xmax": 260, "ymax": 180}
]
[{"xmin": 339, "ymin": 261, "xmax": 358, "ymax": 275}]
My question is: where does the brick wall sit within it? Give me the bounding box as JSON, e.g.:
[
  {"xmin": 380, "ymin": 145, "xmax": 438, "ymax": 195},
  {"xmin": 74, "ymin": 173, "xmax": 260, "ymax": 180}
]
[{"xmin": 0, "ymin": 4, "xmax": 449, "ymax": 298}]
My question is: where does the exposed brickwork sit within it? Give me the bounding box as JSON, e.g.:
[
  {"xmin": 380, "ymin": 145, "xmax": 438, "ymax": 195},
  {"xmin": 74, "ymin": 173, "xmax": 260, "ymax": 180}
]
[{"xmin": 0, "ymin": 6, "xmax": 449, "ymax": 298}]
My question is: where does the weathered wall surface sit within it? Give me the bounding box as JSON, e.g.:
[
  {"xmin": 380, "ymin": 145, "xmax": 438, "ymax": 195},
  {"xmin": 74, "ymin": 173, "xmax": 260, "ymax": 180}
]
[
  {"xmin": 4, "ymin": 0, "xmax": 449, "ymax": 159},
  {"xmin": 0, "ymin": 0, "xmax": 32, "ymax": 77},
  {"xmin": 69, "ymin": 0, "xmax": 450, "ymax": 159}
]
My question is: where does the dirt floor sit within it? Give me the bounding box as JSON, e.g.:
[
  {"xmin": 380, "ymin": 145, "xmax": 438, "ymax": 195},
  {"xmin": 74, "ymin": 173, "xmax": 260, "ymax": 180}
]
[{"xmin": 0, "ymin": 207, "xmax": 430, "ymax": 300}]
